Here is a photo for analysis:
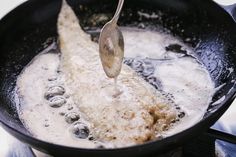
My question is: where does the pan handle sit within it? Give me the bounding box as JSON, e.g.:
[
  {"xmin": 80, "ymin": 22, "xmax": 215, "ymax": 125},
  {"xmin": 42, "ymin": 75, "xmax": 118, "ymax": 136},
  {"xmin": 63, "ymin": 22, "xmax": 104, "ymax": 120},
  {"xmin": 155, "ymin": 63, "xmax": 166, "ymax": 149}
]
[
  {"xmin": 213, "ymin": 0, "xmax": 236, "ymax": 22},
  {"xmin": 206, "ymin": 128, "xmax": 236, "ymax": 144}
]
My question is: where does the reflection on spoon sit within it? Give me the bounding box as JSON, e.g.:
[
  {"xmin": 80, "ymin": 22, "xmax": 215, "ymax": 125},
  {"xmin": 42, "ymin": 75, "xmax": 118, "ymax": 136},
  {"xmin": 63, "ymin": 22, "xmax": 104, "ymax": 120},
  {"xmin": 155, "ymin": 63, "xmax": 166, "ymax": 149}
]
[{"xmin": 99, "ymin": 0, "xmax": 125, "ymax": 79}]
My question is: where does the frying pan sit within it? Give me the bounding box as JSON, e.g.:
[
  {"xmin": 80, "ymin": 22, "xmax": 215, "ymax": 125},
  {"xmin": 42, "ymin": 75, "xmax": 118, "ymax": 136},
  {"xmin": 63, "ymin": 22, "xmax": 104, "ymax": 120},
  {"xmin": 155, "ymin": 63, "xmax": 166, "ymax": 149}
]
[{"xmin": 0, "ymin": 0, "xmax": 236, "ymax": 156}]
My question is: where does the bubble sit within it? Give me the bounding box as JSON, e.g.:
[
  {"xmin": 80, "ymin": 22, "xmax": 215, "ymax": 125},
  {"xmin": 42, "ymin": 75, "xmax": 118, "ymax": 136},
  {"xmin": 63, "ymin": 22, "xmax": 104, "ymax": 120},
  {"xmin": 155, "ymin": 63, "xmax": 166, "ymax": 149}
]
[
  {"xmin": 67, "ymin": 104, "xmax": 74, "ymax": 110},
  {"xmin": 165, "ymin": 44, "xmax": 187, "ymax": 54},
  {"xmin": 176, "ymin": 107, "xmax": 181, "ymax": 110},
  {"xmin": 145, "ymin": 76, "xmax": 162, "ymax": 90},
  {"xmin": 131, "ymin": 60, "xmax": 144, "ymax": 73},
  {"xmin": 96, "ymin": 144, "xmax": 105, "ymax": 149},
  {"xmin": 48, "ymin": 76, "xmax": 58, "ymax": 81},
  {"xmin": 178, "ymin": 112, "xmax": 185, "ymax": 118},
  {"xmin": 138, "ymin": 23, "xmax": 146, "ymax": 29},
  {"xmin": 123, "ymin": 58, "xmax": 134, "ymax": 66},
  {"xmin": 142, "ymin": 60, "xmax": 155, "ymax": 77},
  {"xmin": 59, "ymin": 111, "xmax": 66, "ymax": 116},
  {"xmin": 71, "ymin": 122, "xmax": 90, "ymax": 139},
  {"xmin": 65, "ymin": 112, "xmax": 80, "ymax": 124},
  {"xmin": 88, "ymin": 136, "xmax": 94, "ymax": 141},
  {"xmin": 48, "ymin": 96, "xmax": 67, "ymax": 108},
  {"xmin": 44, "ymin": 86, "xmax": 66, "ymax": 100}
]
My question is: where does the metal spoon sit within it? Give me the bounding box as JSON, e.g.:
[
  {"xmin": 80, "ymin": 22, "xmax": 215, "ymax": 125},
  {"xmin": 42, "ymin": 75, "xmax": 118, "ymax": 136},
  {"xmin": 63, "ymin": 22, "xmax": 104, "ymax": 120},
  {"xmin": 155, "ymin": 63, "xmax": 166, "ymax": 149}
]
[{"xmin": 99, "ymin": 0, "xmax": 125, "ymax": 79}]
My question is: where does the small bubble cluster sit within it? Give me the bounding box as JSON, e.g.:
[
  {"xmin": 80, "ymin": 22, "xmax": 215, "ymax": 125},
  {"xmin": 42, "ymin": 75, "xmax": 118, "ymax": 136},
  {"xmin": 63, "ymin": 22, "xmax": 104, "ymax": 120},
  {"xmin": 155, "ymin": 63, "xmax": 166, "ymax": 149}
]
[
  {"xmin": 124, "ymin": 58, "xmax": 162, "ymax": 90},
  {"xmin": 43, "ymin": 76, "xmax": 92, "ymax": 140}
]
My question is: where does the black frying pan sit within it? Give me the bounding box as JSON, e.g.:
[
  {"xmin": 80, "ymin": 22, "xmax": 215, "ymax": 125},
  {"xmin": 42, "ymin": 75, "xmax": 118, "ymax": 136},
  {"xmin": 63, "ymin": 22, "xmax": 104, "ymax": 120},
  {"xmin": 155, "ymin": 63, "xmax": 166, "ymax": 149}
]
[{"xmin": 0, "ymin": 0, "xmax": 236, "ymax": 156}]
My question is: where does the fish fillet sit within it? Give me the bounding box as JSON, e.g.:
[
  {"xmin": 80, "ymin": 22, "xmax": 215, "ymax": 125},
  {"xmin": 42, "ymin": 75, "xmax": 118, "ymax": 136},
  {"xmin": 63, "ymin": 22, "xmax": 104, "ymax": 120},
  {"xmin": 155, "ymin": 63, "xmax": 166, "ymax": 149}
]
[{"xmin": 58, "ymin": 0, "xmax": 177, "ymax": 147}]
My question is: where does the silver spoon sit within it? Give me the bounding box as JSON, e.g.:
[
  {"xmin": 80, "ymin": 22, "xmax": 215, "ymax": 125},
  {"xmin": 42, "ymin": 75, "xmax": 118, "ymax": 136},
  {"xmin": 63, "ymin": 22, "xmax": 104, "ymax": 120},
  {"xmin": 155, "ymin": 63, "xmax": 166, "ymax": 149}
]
[{"xmin": 99, "ymin": 0, "xmax": 125, "ymax": 79}]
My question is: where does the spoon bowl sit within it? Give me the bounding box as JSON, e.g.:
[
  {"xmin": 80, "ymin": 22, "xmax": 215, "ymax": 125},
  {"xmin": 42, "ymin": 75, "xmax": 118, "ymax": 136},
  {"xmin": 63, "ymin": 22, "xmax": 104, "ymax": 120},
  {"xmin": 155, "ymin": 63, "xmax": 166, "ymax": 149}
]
[
  {"xmin": 99, "ymin": 0, "xmax": 125, "ymax": 79},
  {"xmin": 99, "ymin": 21, "xmax": 124, "ymax": 78}
]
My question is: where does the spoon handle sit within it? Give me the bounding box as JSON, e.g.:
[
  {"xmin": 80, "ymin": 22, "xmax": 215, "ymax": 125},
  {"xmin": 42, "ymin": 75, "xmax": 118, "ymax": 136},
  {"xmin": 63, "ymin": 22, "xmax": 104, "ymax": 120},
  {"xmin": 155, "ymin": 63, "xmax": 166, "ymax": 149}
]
[{"xmin": 112, "ymin": 0, "xmax": 124, "ymax": 24}]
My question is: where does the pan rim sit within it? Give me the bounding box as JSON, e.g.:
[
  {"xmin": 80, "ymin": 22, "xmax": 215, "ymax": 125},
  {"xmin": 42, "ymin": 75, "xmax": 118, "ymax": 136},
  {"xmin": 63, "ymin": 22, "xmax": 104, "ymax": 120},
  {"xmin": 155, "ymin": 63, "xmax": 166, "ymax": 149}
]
[{"xmin": 0, "ymin": 0, "xmax": 236, "ymax": 154}]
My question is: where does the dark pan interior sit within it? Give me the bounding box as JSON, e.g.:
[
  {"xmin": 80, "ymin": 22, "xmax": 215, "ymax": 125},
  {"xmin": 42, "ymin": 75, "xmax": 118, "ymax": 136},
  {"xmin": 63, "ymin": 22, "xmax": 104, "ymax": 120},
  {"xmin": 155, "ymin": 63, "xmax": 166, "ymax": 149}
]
[{"xmin": 0, "ymin": 0, "xmax": 235, "ymax": 156}]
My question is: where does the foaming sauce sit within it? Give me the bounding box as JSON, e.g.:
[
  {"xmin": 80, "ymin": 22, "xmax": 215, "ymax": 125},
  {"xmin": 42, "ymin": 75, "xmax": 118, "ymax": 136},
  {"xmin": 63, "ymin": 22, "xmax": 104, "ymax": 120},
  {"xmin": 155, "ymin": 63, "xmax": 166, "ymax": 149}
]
[{"xmin": 16, "ymin": 28, "xmax": 215, "ymax": 148}]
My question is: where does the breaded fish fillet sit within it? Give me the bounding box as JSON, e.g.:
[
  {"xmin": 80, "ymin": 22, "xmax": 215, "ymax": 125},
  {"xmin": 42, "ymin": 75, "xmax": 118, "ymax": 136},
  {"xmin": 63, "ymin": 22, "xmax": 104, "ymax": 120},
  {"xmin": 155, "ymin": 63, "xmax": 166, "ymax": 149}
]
[{"xmin": 58, "ymin": 0, "xmax": 177, "ymax": 147}]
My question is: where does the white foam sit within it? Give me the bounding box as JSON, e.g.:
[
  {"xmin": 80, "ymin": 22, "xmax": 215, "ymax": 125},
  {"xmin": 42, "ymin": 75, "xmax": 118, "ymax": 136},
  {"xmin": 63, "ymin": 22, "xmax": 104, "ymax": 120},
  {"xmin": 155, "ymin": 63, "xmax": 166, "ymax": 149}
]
[
  {"xmin": 16, "ymin": 28, "xmax": 215, "ymax": 148},
  {"xmin": 122, "ymin": 28, "xmax": 215, "ymax": 136}
]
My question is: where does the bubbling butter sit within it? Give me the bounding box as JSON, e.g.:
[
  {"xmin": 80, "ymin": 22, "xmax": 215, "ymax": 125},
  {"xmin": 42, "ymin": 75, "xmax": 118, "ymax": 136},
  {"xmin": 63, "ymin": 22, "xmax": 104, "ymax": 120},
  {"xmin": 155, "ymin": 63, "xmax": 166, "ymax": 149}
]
[{"xmin": 15, "ymin": 1, "xmax": 215, "ymax": 149}]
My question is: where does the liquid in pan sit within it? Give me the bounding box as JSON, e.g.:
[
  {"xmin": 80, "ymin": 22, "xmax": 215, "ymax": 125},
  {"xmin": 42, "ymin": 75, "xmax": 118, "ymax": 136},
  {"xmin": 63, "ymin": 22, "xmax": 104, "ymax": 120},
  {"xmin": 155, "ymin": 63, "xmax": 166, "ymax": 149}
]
[{"xmin": 15, "ymin": 1, "xmax": 215, "ymax": 149}]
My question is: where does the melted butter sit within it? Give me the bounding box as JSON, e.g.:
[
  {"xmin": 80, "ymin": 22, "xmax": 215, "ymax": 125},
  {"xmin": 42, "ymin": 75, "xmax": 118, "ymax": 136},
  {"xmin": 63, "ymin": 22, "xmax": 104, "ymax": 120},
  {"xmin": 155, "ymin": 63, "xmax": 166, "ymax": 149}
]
[
  {"xmin": 16, "ymin": 28, "xmax": 215, "ymax": 148},
  {"xmin": 122, "ymin": 28, "xmax": 215, "ymax": 136},
  {"xmin": 15, "ymin": 1, "xmax": 215, "ymax": 149}
]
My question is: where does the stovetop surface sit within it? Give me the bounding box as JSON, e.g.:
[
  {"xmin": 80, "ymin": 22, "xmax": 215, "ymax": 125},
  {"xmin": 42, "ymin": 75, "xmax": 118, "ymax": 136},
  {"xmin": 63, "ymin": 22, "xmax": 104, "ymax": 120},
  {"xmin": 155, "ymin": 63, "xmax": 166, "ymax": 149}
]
[{"xmin": 0, "ymin": 0, "xmax": 235, "ymax": 157}]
